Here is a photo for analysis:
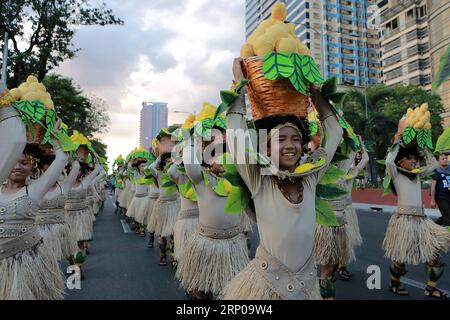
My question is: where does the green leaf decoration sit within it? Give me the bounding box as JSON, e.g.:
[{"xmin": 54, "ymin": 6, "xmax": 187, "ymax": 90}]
[
  {"xmin": 316, "ymin": 184, "xmax": 348, "ymax": 200},
  {"xmin": 195, "ymin": 118, "xmax": 213, "ymax": 139},
  {"xmin": 220, "ymin": 90, "xmax": 238, "ymax": 107},
  {"xmin": 315, "ymin": 197, "xmax": 339, "ymax": 227},
  {"xmin": 55, "ymin": 132, "xmax": 78, "ymax": 152},
  {"xmin": 321, "ymin": 77, "xmax": 338, "ymax": 97},
  {"xmin": 417, "ymin": 129, "xmax": 430, "ymax": 149},
  {"xmin": 15, "ymin": 100, "xmax": 46, "ymax": 122},
  {"xmin": 224, "ymin": 186, "xmax": 249, "ymax": 214},
  {"xmin": 222, "ymin": 172, "xmax": 243, "ymax": 187},
  {"xmin": 299, "ymin": 55, "xmax": 324, "ymax": 85},
  {"xmin": 435, "ymin": 128, "xmax": 450, "ymax": 154},
  {"xmin": 376, "ymin": 160, "xmax": 387, "ymax": 166},
  {"xmin": 213, "ymin": 103, "xmax": 227, "ymax": 123},
  {"xmin": 161, "ymin": 173, "xmax": 176, "ymax": 189},
  {"xmin": 164, "ymin": 185, "xmax": 178, "ymax": 196},
  {"xmin": 137, "ymin": 177, "xmax": 155, "ymax": 185},
  {"xmin": 310, "ymin": 122, "xmax": 319, "ymax": 137},
  {"xmin": 289, "ymin": 53, "xmax": 308, "ymax": 95},
  {"xmin": 327, "ymin": 92, "xmax": 347, "ymax": 105},
  {"xmin": 319, "ymin": 165, "xmax": 345, "ymax": 185},
  {"xmin": 42, "ymin": 109, "xmax": 57, "ymax": 145},
  {"xmin": 402, "ymin": 126, "xmax": 417, "ymax": 145},
  {"xmin": 246, "ymin": 147, "xmax": 271, "ymax": 166},
  {"xmin": 432, "ymin": 45, "xmax": 450, "ymax": 92},
  {"xmin": 213, "ymin": 116, "xmax": 227, "ymax": 130},
  {"xmin": 338, "ymin": 117, "xmax": 351, "ymax": 129},
  {"xmin": 178, "ymin": 180, "xmax": 197, "ymax": 201},
  {"xmin": 382, "ymin": 174, "xmax": 392, "ymax": 196},
  {"xmin": 217, "ymin": 153, "xmax": 238, "ymax": 175},
  {"xmin": 263, "ymin": 52, "xmax": 294, "ymax": 80},
  {"xmin": 213, "ymin": 178, "xmax": 228, "ymax": 197},
  {"xmin": 331, "ymin": 152, "xmax": 349, "ymax": 164}
]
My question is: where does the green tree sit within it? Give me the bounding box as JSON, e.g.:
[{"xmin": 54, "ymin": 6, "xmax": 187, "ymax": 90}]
[
  {"xmin": 43, "ymin": 74, "xmax": 110, "ymax": 137},
  {"xmin": 0, "ymin": 0, "xmax": 123, "ymax": 87}
]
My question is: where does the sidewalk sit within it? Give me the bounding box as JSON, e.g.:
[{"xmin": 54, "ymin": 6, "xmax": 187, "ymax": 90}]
[{"xmin": 353, "ymin": 202, "xmax": 441, "ymax": 219}]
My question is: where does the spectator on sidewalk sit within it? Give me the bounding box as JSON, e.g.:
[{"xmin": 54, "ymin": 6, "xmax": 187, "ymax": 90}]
[{"xmin": 431, "ymin": 154, "xmax": 450, "ymax": 226}]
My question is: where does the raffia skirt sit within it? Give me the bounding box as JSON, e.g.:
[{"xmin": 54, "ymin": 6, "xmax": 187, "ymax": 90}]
[
  {"xmin": 66, "ymin": 208, "xmax": 94, "ymax": 242},
  {"xmin": 37, "ymin": 221, "xmax": 78, "ymax": 261},
  {"xmin": 176, "ymin": 228, "xmax": 249, "ymax": 296},
  {"xmin": 0, "ymin": 239, "xmax": 65, "ymax": 300},
  {"xmin": 313, "ymin": 223, "xmax": 354, "ymax": 266},
  {"xmin": 173, "ymin": 208, "xmax": 199, "ymax": 262},
  {"xmin": 151, "ymin": 198, "xmax": 181, "ymax": 237},
  {"xmin": 127, "ymin": 195, "xmax": 148, "ymax": 222},
  {"xmin": 118, "ymin": 188, "xmax": 132, "ymax": 209},
  {"xmin": 383, "ymin": 208, "xmax": 450, "ymax": 265},
  {"xmin": 142, "ymin": 197, "xmax": 158, "ymax": 226},
  {"xmin": 345, "ymin": 205, "xmax": 363, "ymax": 248}
]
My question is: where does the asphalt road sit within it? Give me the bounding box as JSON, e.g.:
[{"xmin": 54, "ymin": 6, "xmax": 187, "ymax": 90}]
[{"xmin": 65, "ymin": 193, "xmax": 450, "ymax": 300}]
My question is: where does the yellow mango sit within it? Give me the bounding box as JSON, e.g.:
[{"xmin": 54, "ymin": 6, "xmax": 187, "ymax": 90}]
[
  {"xmin": 420, "ymin": 103, "xmax": 428, "ymax": 113},
  {"xmin": 185, "ymin": 188, "xmax": 194, "ymax": 199},
  {"xmin": 253, "ymin": 34, "xmax": 276, "ymax": 56},
  {"xmin": 287, "ymin": 23, "xmax": 296, "ymax": 35},
  {"xmin": 223, "ymin": 179, "xmax": 233, "ymax": 193},
  {"xmin": 424, "ymin": 122, "xmax": 431, "ymax": 130},
  {"xmin": 276, "ymin": 37, "xmax": 298, "ymax": 53},
  {"xmin": 266, "ymin": 22, "xmax": 290, "ymax": 42},
  {"xmin": 28, "ymin": 82, "xmax": 46, "ymax": 93},
  {"xmin": 43, "ymin": 98, "xmax": 54, "ymax": 109},
  {"xmin": 413, "ymin": 121, "xmax": 422, "ymax": 130},
  {"xmin": 240, "ymin": 43, "xmax": 255, "ymax": 58},
  {"xmin": 9, "ymin": 88, "xmax": 22, "ymax": 100},
  {"xmin": 294, "ymin": 163, "xmax": 315, "ymax": 174},
  {"xmin": 18, "ymin": 83, "xmax": 30, "ymax": 95},
  {"xmin": 21, "ymin": 90, "xmax": 42, "ymax": 101},
  {"xmin": 271, "ymin": 2, "xmax": 287, "ymax": 22},
  {"xmin": 297, "ymin": 40, "xmax": 311, "ymax": 55},
  {"xmin": 406, "ymin": 108, "xmax": 413, "ymax": 116},
  {"xmin": 26, "ymin": 75, "xmax": 38, "ymax": 84}
]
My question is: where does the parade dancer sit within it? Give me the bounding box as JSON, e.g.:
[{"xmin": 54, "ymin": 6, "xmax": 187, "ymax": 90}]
[
  {"xmin": 177, "ymin": 113, "xmax": 249, "ymax": 300},
  {"xmin": 222, "ymin": 58, "xmax": 343, "ymax": 300},
  {"xmin": 0, "ymin": 81, "xmax": 26, "ymax": 184},
  {"xmin": 36, "ymin": 159, "xmax": 80, "ymax": 262},
  {"xmin": 383, "ymin": 117, "xmax": 450, "ymax": 299},
  {"xmin": 0, "ymin": 141, "xmax": 68, "ymax": 300},
  {"xmin": 128, "ymin": 158, "xmax": 151, "ymax": 237}
]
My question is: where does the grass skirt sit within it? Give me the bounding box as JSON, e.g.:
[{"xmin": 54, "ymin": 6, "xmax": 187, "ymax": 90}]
[
  {"xmin": 143, "ymin": 197, "xmax": 157, "ymax": 226},
  {"xmin": 176, "ymin": 231, "xmax": 249, "ymax": 296},
  {"xmin": 345, "ymin": 205, "xmax": 363, "ymax": 248},
  {"xmin": 129, "ymin": 197, "xmax": 148, "ymax": 223},
  {"xmin": 313, "ymin": 224, "xmax": 354, "ymax": 266},
  {"xmin": 0, "ymin": 242, "xmax": 65, "ymax": 300},
  {"xmin": 152, "ymin": 198, "xmax": 181, "ymax": 237},
  {"xmin": 38, "ymin": 222, "xmax": 78, "ymax": 260},
  {"xmin": 383, "ymin": 213, "xmax": 450, "ymax": 265},
  {"xmin": 67, "ymin": 208, "xmax": 94, "ymax": 242},
  {"xmin": 173, "ymin": 213, "xmax": 198, "ymax": 262},
  {"xmin": 241, "ymin": 213, "xmax": 253, "ymax": 233},
  {"xmin": 222, "ymin": 261, "xmax": 322, "ymax": 300},
  {"xmin": 117, "ymin": 188, "xmax": 131, "ymax": 209}
]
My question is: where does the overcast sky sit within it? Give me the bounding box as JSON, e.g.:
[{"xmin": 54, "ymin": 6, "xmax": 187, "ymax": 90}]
[{"xmin": 56, "ymin": 0, "xmax": 245, "ymax": 165}]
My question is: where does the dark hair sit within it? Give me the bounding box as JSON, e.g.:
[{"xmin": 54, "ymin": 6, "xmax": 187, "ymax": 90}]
[
  {"xmin": 160, "ymin": 152, "xmax": 172, "ymax": 168},
  {"xmin": 80, "ymin": 163, "xmax": 91, "ymax": 176},
  {"xmin": 39, "ymin": 154, "xmax": 56, "ymax": 169},
  {"xmin": 395, "ymin": 147, "xmax": 423, "ymax": 167},
  {"xmin": 132, "ymin": 159, "xmax": 147, "ymax": 169}
]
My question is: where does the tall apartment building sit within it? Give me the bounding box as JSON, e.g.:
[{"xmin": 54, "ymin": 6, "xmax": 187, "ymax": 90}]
[
  {"xmin": 380, "ymin": 0, "xmax": 432, "ymax": 90},
  {"xmin": 245, "ymin": 0, "xmax": 380, "ymax": 86},
  {"xmin": 427, "ymin": 0, "xmax": 450, "ymax": 127},
  {"xmin": 139, "ymin": 102, "xmax": 168, "ymax": 150}
]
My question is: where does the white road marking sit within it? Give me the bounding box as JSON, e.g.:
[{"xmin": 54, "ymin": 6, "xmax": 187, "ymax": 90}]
[
  {"xmin": 402, "ymin": 277, "xmax": 449, "ymax": 295},
  {"xmin": 120, "ymin": 220, "xmax": 131, "ymax": 233}
]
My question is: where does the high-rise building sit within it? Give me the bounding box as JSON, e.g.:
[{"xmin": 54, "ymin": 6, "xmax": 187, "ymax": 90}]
[
  {"xmin": 379, "ymin": 0, "xmax": 432, "ymax": 91},
  {"xmin": 139, "ymin": 102, "xmax": 168, "ymax": 150},
  {"xmin": 427, "ymin": 0, "xmax": 450, "ymax": 127},
  {"xmin": 244, "ymin": 0, "xmax": 381, "ymax": 86}
]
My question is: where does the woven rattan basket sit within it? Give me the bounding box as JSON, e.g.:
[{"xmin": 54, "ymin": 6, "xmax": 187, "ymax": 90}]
[{"xmin": 243, "ymin": 56, "xmax": 309, "ymax": 120}]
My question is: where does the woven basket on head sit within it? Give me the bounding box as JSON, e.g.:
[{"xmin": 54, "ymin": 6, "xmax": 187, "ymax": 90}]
[
  {"xmin": 243, "ymin": 56, "xmax": 309, "ymax": 121},
  {"xmin": 26, "ymin": 123, "xmax": 46, "ymax": 144}
]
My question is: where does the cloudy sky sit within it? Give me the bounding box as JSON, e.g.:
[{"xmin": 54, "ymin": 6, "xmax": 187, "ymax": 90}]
[{"xmin": 57, "ymin": 0, "xmax": 245, "ymax": 164}]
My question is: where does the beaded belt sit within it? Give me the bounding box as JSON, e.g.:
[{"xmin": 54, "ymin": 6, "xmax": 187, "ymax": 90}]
[
  {"xmin": 198, "ymin": 223, "xmax": 243, "ymax": 240},
  {"xmin": 159, "ymin": 195, "xmax": 178, "ymax": 202},
  {"xmin": 396, "ymin": 205, "xmax": 425, "ymax": 217},
  {"xmin": 35, "ymin": 209, "xmax": 66, "ymax": 225},
  {"xmin": 148, "ymin": 193, "xmax": 160, "ymax": 199},
  {"xmin": 328, "ymin": 198, "xmax": 349, "ymax": 211},
  {"xmin": 134, "ymin": 193, "xmax": 148, "ymax": 198},
  {"xmin": 253, "ymin": 245, "xmax": 317, "ymax": 300},
  {"xmin": 0, "ymin": 226, "xmax": 41, "ymax": 260},
  {"xmin": 178, "ymin": 208, "xmax": 199, "ymax": 220},
  {"xmin": 65, "ymin": 200, "xmax": 87, "ymax": 211}
]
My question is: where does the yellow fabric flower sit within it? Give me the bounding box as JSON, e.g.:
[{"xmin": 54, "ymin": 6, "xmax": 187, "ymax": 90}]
[
  {"xmin": 0, "ymin": 89, "xmax": 16, "ymax": 107},
  {"xmin": 195, "ymin": 102, "xmax": 217, "ymax": 123},
  {"xmin": 181, "ymin": 114, "xmax": 196, "ymax": 129},
  {"xmin": 70, "ymin": 130, "xmax": 91, "ymax": 146}
]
